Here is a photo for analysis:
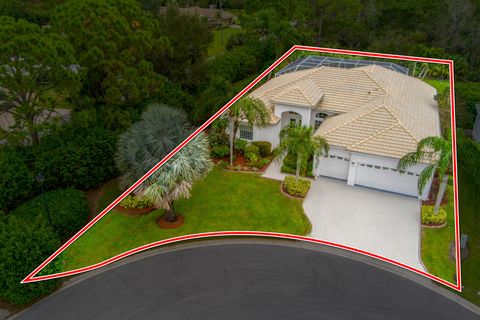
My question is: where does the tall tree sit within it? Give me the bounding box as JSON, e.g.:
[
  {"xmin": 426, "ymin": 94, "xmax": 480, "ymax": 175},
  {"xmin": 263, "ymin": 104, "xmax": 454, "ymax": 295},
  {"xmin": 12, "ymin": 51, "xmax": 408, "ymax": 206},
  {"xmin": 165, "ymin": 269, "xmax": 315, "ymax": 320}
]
[
  {"xmin": 277, "ymin": 124, "xmax": 329, "ymax": 180},
  {"xmin": 156, "ymin": 6, "xmax": 213, "ymax": 91},
  {"xmin": 115, "ymin": 103, "xmax": 192, "ymax": 190},
  {"xmin": 0, "ymin": 16, "xmax": 80, "ymax": 144},
  {"xmin": 397, "ymin": 134, "xmax": 452, "ymax": 214},
  {"xmin": 142, "ymin": 132, "xmax": 212, "ymax": 222},
  {"xmin": 51, "ymin": 0, "xmax": 169, "ymax": 108},
  {"xmin": 227, "ymin": 97, "xmax": 270, "ymax": 165}
]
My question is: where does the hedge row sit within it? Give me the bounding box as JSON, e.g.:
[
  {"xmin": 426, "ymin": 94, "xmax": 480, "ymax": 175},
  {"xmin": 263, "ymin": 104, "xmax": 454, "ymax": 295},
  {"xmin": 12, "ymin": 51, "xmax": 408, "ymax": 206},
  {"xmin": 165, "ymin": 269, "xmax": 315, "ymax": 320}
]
[
  {"xmin": 0, "ymin": 123, "xmax": 118, "ymax": 211},
  {"xmin": 1, "ymin": 188, "xmax": 89, "ymax": 305}
]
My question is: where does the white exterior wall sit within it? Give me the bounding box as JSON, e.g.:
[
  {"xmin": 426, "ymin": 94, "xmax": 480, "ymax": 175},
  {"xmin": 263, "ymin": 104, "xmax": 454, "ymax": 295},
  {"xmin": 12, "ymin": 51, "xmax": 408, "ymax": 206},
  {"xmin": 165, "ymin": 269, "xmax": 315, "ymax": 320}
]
[
  {"xmin": 253, "ymin": 122, "xmax": 281, "ymax": 147},
  {"xmin": 274, "ymin": 104, "xmax": 312, "ymax": 127},
  {"xmin": 314, "ymin": 148, "xmax": 433, "ymax": 200}
]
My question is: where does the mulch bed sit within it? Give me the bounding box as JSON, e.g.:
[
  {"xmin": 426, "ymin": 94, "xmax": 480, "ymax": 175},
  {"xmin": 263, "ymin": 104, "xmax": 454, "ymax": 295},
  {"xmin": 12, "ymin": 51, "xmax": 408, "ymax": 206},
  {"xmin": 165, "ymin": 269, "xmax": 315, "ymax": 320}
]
[
  {"xmin": 422, "ymin": 176, "xmax": 448, "ymax": 206},
  {"xmin": 115, "ymin": 205, "xmax": 156, "ymax": 216},
  {"xmin": 422, "ymin": 221, "xmax": 447, "ymax": 228},
  {"xmin": 213, "ymin": 152, "xmax": 273, "ymax": 173},
  {"xmin": 156, "ymin": 214, "xmax": 185, "ymax": 229}
]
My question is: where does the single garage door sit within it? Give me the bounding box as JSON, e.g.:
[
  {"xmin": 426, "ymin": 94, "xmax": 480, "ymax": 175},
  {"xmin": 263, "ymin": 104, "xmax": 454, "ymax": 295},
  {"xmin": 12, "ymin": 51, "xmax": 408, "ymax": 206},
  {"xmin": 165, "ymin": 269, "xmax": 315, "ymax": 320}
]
[
  {"xmin": 317, "ymin": 153, "xmax": 350, "ymax": 180},
  {"xmin": 355, "ymin": 163, "xmax": 419, "ymax": 197}
]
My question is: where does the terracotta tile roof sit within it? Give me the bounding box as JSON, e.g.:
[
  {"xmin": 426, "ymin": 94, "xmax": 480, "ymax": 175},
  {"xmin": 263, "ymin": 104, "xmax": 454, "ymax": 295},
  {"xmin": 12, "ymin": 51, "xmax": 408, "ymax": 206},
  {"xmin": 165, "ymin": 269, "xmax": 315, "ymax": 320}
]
[{"xmin": 250, "ymin": 65, "xmax": 441, "ymax": 159}]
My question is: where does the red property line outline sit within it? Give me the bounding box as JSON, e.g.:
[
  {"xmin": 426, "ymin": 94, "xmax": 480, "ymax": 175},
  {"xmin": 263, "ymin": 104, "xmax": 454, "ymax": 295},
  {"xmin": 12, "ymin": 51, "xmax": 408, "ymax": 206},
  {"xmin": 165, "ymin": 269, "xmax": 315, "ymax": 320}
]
[{"xmin": 23, "ymin": 46, "xmax": 461, "ymax": 292}]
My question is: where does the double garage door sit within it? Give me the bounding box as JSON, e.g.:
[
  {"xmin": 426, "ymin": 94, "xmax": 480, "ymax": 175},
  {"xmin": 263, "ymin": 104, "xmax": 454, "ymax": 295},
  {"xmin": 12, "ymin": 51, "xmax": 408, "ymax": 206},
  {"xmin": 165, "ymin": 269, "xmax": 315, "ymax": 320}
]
[{"xmin": 317, "ymin": 152, "xmax": 420, "ymax": 198}]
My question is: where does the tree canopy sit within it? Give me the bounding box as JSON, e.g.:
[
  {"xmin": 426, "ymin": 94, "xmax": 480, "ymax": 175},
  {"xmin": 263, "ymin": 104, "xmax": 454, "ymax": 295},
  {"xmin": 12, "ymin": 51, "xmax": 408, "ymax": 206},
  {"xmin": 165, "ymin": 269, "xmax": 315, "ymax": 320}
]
[{"xmin": 0, "ymin": 16, "xmax": 80, "ymax": 144}]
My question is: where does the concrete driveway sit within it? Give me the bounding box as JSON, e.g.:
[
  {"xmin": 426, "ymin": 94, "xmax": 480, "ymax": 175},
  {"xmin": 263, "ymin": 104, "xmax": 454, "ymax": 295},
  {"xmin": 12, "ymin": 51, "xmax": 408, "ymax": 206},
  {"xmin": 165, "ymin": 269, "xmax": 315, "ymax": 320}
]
[{"xmin": 303, "ymin": 177, "xmax": 425, "ymax": 271}]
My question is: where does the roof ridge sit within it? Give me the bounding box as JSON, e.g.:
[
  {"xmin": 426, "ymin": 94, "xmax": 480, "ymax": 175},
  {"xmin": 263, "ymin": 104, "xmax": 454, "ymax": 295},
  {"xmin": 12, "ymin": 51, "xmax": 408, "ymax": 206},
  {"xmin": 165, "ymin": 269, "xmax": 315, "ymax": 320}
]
[
  {"xmin": 359, "ymin": 68, "xmax": 388, "ymax": 95},
  {"xmin": 319, "ymin": 100, "xmax": 385, "ymax": 136},
  {"xmin": 348, "ymin": 121, "xmax": 400, "ymax": 149},
  {"xmin": 382, "ymin": 95, "xmax": 421, "ymax": 143}
]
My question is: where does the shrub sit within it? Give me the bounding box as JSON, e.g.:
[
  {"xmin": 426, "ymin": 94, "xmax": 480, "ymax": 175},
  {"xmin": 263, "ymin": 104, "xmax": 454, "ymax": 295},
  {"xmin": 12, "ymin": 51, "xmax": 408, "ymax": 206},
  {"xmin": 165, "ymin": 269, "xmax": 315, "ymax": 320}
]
[
  {"xmin": 119, "ymin": 194, "xmax": 153, "ymax": 209},
  {"xmin": 234, "ymin": 138, "xmax": 248, "ymax": 154},
  {"xmin": 210, "ymin": 144, "xmax": 230, "ymax": 159},
  {"xmin": 0, "ymin": 216, "xmax": 61, "ymax": 305},
  {"xmin": 283, "ymin": 176, "xmax": 311, "ymax": 197},
  {"xmin": 252, "ymin": 141, "xmax": 272, "ymax": 157},
  {"xmin": 281, "ymin": 153, "xmax": 313, "ymax": 176},
  {"xmin": 244, "ymin": 144, "xmax": 260, "ymax": 165},
  {"xmin": 421, "ymin": 205, "xmax": 447, "ymax": 225},
  {"xmin": 216, "ymin": 160, "xmax": 228, "ymax": 169},
  {"xmin": 0, "ymin": 146, "xmax": 35, "ymax": 211},
  {"xmin": 255, "ymin": 157, "xmax": 271, "ymax": 169},
  {"xmin": 13, "ymin": 189, "xmax": 89, "ymax": 240},
  {"xmin": 32, "ymin": 123, "xmax": 119, "ymax": 190}
]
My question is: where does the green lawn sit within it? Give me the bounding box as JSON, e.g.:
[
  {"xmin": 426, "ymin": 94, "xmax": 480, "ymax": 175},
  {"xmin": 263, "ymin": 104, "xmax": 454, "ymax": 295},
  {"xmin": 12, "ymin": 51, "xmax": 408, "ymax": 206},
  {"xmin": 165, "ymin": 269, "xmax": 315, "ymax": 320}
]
[
  {"xmin": 457, "ymin": 168, "xmax": 480, "ymax": 305},
  {"xmin": 424, "ymin": 79, "xmax": 449, "ymax": 94},
  {"xmin": 421, "ymin": 184, "xmax": 456, "ymax": 282},
  {"xmin": 207, "ymin": 27, "xmax": 243, "ymax": 57},
  {"xmin": 60, "ymin": 168, "xmax": 311, "ymax": 271}
]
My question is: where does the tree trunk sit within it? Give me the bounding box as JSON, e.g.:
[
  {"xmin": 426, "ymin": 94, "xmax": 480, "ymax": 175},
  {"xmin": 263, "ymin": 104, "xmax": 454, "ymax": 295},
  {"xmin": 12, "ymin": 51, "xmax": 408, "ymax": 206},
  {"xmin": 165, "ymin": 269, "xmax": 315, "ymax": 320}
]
[
  {"xmin": 434, "ymin": 174, "xmax": 449, "ymax": 215},
  {"xmin": 295, "ymin": 153, "xmax": 303, "ymax": 181},
  {"xmin": 229, "ymin": 117, "xmax": 235, "ymax": 166},
  {"xmin": 165, "ymin": 200, "xmax": 178, "ymax": 222},
  {"xmin": 31, "ymin": 131, "xmax": 39, "ymax": 145},
  {"xmin": 315, "ymin": 15, "xmax": 324, "ymax": 47}
]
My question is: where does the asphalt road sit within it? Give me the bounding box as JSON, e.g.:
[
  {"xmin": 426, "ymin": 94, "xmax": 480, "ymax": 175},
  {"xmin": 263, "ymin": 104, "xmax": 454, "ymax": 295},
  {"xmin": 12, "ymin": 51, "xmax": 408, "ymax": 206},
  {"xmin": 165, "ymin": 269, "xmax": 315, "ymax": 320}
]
[{"xmin": 15, "ymin": 244, "xmax": 480, "ymax": 320}]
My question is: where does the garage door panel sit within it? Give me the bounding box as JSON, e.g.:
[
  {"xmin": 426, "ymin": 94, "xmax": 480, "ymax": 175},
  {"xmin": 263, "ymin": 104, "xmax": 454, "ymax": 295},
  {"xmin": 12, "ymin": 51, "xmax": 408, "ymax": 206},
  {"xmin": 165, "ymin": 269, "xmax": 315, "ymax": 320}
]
[
  {"xmin": 317, "ymin": 154, "xmax": 350, "ymax": 180},
  {"xmin": 355, "ymin": 163, "xmax": 419, "ymax": 197}
]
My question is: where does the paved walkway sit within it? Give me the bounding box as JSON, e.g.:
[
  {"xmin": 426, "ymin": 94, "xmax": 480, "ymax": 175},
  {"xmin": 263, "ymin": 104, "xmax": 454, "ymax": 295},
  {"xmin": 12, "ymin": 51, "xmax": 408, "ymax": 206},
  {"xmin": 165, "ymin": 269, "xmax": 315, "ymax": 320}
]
[
  {"xmin": 303, "ymin": 177, "xmax": 424, "ymax": 270},
  {"xmin": 262, "ymin": 156, "xmax": 287, "ymax": 181}
]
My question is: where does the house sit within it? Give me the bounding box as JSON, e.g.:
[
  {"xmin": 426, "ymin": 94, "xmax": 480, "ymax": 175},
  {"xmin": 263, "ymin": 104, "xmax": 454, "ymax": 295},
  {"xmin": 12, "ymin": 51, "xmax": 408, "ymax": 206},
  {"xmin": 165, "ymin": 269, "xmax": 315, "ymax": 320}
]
[
  {"xmin": 242, "ymin": 64, "xmax": 441, "ymax": 200},
  {"xmin": 159, "ymin": 6, "xmax": 236, "ymax": 27}
]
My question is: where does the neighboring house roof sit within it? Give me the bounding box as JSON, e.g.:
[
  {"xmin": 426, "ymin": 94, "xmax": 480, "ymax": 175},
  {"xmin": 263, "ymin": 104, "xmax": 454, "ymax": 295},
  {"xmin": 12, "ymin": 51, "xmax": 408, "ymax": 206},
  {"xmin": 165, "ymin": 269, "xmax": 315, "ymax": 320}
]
[
  {"xmin": 0, "ymin": 108, "xmax": 70, "ymax": 132},
  {"xmin": 159, "ymin": 6, "xmax": 235, "ymax": 20},
  {"xmin": 250, "ymin": 65, "xmax": 440, "ymax": 159}
]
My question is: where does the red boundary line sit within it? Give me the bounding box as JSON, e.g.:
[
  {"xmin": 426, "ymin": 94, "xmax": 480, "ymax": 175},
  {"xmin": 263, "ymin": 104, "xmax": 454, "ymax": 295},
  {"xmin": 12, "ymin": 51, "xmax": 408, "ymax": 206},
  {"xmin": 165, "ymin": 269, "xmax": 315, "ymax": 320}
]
[{"xmin": 22, "ymin": 46, "xmax": 461, "ymax": 292}]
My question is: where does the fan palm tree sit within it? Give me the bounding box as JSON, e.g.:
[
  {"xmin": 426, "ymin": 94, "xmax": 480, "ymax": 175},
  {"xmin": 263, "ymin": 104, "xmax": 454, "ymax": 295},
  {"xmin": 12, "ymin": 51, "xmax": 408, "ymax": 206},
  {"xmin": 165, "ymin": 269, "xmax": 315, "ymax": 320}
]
[
  {"xmin": 227, "ymin": 96, "xmax": 270, "ymax": 165},
  {"xmin": 115, "ymin": 103, "xmax": 192, "ymax": 190},
  {"xmin": 397, "ymin": 134, "xmax": 452, "ymax": 214},
  {"xmin": 277, "ymin": 124, "xmax": 329, "ymax": 181},
  {"xmin": 141, "ymin": 133, "xmax": 212, "ymax": 222}
]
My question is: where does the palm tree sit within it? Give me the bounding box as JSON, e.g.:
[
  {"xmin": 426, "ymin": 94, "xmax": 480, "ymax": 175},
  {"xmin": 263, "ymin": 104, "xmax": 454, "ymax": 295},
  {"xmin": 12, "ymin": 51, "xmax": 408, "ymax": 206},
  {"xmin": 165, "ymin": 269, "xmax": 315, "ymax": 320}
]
[
  {"xmin": 277, "ymin": 124, "xmax": 329, "ymax": 181},
  {"xmin": 227, "ymin": 96, "xmax": 270, "ymax": 165},
  {"xmin": 141, "ymin": 133, "xmax": 212, "ymax": 222},
  {"xmin": 115, "ymin": 102, "xmax": 192, "ymax": 190},
  {"xmin": 397, "ymin": 134, "xmax": 452, "ymax": 214}
]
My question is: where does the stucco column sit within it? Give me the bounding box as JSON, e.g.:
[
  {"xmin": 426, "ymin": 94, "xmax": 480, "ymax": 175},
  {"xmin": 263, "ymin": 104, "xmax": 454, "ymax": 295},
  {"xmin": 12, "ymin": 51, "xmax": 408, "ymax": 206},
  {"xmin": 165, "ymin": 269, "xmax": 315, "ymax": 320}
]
[{"xmin": 347, "ymin": 160, "xmax": 357, "ymax": 186}]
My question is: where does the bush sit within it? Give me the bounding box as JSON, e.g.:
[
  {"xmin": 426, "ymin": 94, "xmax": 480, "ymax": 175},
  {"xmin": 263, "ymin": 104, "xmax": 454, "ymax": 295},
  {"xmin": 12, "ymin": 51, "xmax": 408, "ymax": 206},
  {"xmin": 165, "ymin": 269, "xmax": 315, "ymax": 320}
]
[
  {"xmin": 255, "ymin": 157, "xmax": 271, "ymax": 169},
  {"xmin": 244, "ymin": 144, "xmax": 260, "ymax": 165},
  {"xmin": 283, "ymin": 176, "xmax": 311, "ymax": 197},
  {"xmin": 119, "ymin": 194, "xmax": 153, "ymax": 209},
  {"xmin": 32, "ymin": 123, "xmax": 119, "ymax": 190},
  {"xmin": 234, "ymin": 138, "xmax": 248, "ymax": 154},
  {"xmin": 281, "ymin": 153, "xmax": 314, "ymax": 177},
  {"xmin": 210, "ymin": 144, "xmax": 230, "ymax": 159},
  {"xmin": 13, "ymin": 189, "xmax": 89, "ymax": 240},
  {"xmin": 0, "ymin": 146, "xmax": 35, "ymax": 211},
  {"xmin": 421, "ymin": 205, "xmax": 447, "ymax": 225},
  {"xmin": 0, "ymin": 216, "xmax": 61, "ymax": 305},
  {"xmin": 252, "ymin": 141, "xmax": 272, "ymax": 157},
  {"xmin": 216, "ymin": 160, "xmax": 228, "ymax": 169}
]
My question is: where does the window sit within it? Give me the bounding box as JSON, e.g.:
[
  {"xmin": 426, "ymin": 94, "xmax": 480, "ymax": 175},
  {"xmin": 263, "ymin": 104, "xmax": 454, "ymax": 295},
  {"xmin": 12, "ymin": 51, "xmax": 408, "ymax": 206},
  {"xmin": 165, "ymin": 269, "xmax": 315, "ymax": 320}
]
[
  {"xmin": 314, "ymin": 113, "xmax": 328, "ymax": 129},
  {"xmin": 239, "ymin": 125, "xmax": 253, "ymax": 140}
]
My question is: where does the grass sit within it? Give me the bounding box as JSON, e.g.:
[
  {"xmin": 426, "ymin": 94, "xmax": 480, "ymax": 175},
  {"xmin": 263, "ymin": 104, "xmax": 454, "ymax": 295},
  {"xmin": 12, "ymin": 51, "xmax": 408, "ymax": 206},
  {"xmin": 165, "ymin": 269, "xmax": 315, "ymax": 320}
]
[
  {"xmin": 457, "ymin": 168, "xmax": 480, "ymax": 305},
  {"xmin": 424, "ymin": 79, "xmax": 449, "ymax": 94},
  {"xmin": 207, "ymin": 27, "xmax": 243, "ymax": 57},
  {"xmin": 421, "ymin": 184, "xmax": 456, "ymax": 282},
  {"xmin": 60, "ymin": 167, "xmax": 311, "ymax": 271}
]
